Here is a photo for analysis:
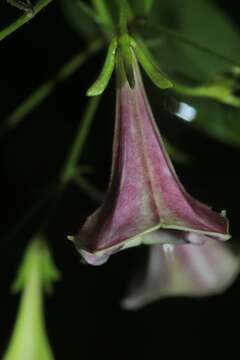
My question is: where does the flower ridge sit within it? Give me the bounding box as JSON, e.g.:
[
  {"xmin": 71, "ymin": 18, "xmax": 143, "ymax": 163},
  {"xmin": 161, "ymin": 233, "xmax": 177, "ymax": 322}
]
[{"xmin": 73, "ymin": 52, "xmax": 230, "ymax": 265}]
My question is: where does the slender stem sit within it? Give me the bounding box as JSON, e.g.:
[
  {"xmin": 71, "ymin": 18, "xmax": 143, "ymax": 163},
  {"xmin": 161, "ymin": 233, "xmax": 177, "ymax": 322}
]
[
  {"xmin": 7, "ymin": 0, "xmax": 34, "ymax": 13},
  {"xmin": 2, "ymin": 98, "xmax": 101, "ymax": 243},
  {"xmin": 3, "ymin": 39, "xmax": 103, "ymax": 130},
  {"xmin": 0, "ymin": 0, "xmax": 54, "ymax": 43},
  {"xmin": 60, "ymin": 96, "xmax": 101, "ymax": 187},
  {"xmin": 119, "ymin": 0, "xmax": 128, "ymax": 35},
  {"xmin": 77, "ymin": 0, "xmax": 103, "ymax": 26},
  {"xmin": 138, "ymin": 21, "xmax": 240, "ymax": 68},
  {"xmin": 143, "ymin": 0, "xmax": 154, "ymax": 15},
  {"xmin": 91, "ymin": 0, "xmax": 114, "ymax": 36},
  {"xmin": 73, "ymin": 174, "xmax": 104, "ymax": 202}
]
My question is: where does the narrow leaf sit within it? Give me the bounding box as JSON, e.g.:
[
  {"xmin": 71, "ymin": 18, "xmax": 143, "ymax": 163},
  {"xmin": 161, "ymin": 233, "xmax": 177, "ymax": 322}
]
[
  {"xmin": 175, "ymin": 80, "xmax": 240, "ymax": 107},
  {"xmin": 131, "ymin": 36, "xmax": 173, "ymax": 89},
  {"xmin": 119, "ymin": 34, "xmax": 135, "ymax": 88},
  {"xmin": 87, "ymin": 37, "xmax": 117, "ymax": 96},
  {"xmin": 91, "ymin": 0, "xmax": 114, "ymax": 36}
]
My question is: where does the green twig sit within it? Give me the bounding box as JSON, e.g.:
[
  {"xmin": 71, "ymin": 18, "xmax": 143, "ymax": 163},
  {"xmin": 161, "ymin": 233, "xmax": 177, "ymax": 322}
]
[
  {"xmin": 3, "ymin": 39, "xmax": 103, "ymax": 130},
  {"xmin": 118, "ymin": 0, "xmax": 128, "ymax": 35},
  {"xmin": 0, "ymin": 0, "xmax": 54, "ymax": 43},
  {"xmin": 73, "ymin": 174, "xmax": 104, "ymax": 202},
  {"xmin": 77, "ymin": 0, "xmax": 102, "ymax": 25},
  {"xmin": 2, "ymin": 98, "xmax": 101, "ymax": 244},
  {"xmin": 7, "ymin": 0, "xmax": 34, "ymax": 13},
  {"xmin": 60, "ymin": 96, "xmax": 101, "ymax": 186},
  {"xmin": 91, "ymin": 0, "xmax": 114, "ymax": 36}
]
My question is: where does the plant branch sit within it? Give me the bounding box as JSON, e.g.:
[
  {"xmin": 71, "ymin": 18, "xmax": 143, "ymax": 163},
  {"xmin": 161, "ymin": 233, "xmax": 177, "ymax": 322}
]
[
  {"xmin": 2, "ymin": 97, "xmax": 101, "ymax": 244},
  {"xmin": 73, "ymin": 174, "xmax": 104, "ymax": 202},
  {"xmin": 60, "ymin": 96, "xmax": 101, "ymax": 187},
  {"xmin": 91, "ymin": 0, "xmax": 114, "ymax": 36},
  {"xmin": 0, "ymin": 0, "xmax": 54, "ymax": 43},
  {"xmin": 3, "ymin": 39, "xmax": 103, "ymax": 131}
]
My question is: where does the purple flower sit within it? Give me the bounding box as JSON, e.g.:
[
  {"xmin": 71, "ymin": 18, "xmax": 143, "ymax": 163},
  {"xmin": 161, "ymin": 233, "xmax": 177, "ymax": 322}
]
[
  {"xmin": 73, "ymin": 53, "xmax": 230, "ymax": 265},
  {"xmin": 122, "ymin": 240, "xmax": 239, "ymax": 309}
]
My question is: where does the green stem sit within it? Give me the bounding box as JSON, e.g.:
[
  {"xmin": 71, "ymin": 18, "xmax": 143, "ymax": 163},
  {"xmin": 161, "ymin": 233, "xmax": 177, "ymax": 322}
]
[
  {"xmin": 7, "ymin": 0, "xmax": 34, "ymax": 13},
  {"xmin": 3, "ymin": 39, "xmax": 103, "ymax": 130},
  {"xmin": 2, "ymin": 98, "xmax": 101, "ymax": 243},
  {"xmin": 138, "ymin": 21, "xmax": 240, "ymax": 68},
  {"xmin": 73, "ymin": 174, "xmax": 104, "ymax": 202},
  {"xmin": 77, "ymin": 0, "xmax": 102, "ymax": 25},
  {"xmin": 91, "ymin": 0, "xmax": 114, "ymax": 36},
  {"xmin": 119, "ymin": 0, "xmax": 128, "ymax": 35},
  {"xmin": 0, "ymin": 0, "xmax": 54, "ymax": 43},
  {"xmin": 60, "ymin": 96, "xmax": 101, "ymax": 186}
]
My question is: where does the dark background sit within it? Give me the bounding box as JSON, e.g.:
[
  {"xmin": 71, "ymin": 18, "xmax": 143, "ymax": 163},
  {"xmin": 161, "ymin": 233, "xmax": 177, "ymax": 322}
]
[{"xmin": 0, "ymin": 1, "xmax": 240, "ymax": 359}]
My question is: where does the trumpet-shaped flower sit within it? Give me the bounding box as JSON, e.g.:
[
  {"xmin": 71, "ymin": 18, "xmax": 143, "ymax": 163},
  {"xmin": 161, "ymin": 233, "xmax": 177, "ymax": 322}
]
[
  {"xmin": 122, "ymin": 240, "xmax": 239, "ymax": 309},
  {"xmin": 3, "ymin": 238, "xmax": 59, "ymax": 360},
  {"xmin": 73, "ymin": 52, "xmax": 230, "ymax": 265}
]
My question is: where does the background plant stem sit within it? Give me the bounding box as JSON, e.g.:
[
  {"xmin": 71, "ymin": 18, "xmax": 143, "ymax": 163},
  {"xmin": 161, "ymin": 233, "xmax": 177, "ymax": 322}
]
[
  {"xmin": 60, "ymin": 96, "xmax": 101, "ymax": 187},
  {"xmin": 3, "ymin": 39, "xmax": 103, "ymax": 131},
  {"xmin": 0, "ymin": 0, "xmax": 54, "ymax": 42}
]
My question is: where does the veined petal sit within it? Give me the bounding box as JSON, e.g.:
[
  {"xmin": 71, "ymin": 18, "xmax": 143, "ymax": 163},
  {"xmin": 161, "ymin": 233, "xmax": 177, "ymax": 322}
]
[{"xmin": 74, "ymin": 53, "xmax": 230, "ymax": 265}]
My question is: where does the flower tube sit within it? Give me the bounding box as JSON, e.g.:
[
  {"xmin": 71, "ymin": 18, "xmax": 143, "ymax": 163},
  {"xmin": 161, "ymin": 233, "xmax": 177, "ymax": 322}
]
[{"xmin": 73, "ymin": 52, "xmax": 230, "ymax": 265}]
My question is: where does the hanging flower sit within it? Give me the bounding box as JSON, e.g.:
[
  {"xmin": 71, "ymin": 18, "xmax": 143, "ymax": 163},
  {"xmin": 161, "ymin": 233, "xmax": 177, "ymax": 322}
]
[
  {"xmin": 3, "ymin": 237, "xmax": 59, "ymax": 360},
  {"xmin": 73, "ymin": 49, "xmax": 230, "ymax": 265},
  {"xmin": 122, "ymin": 240, "xmax": 239, "ymax": 309}
]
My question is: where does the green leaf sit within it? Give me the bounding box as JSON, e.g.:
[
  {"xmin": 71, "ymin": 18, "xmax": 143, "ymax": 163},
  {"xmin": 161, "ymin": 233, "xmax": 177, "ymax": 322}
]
[
  {"xmin": 131, "ymin": 36, "xmax": 173, "ymax": 89},
  {"xmin": 119, "ymin": 34, "xmax": 135, "ymax": 88},
  {"xmin": 175, "ymin": 77, "xmax": 240, "ymax": 108},
  {"xmin": 138, "ymin": 0, "xmax": 240, "ymax": 147},
  {"xmin": 144, "ymin": 0, "xmax": 240, "ymax": 82},
  {"xmin": 87, "ymin": 37, "xmax": 118, "ymax": 96}
]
